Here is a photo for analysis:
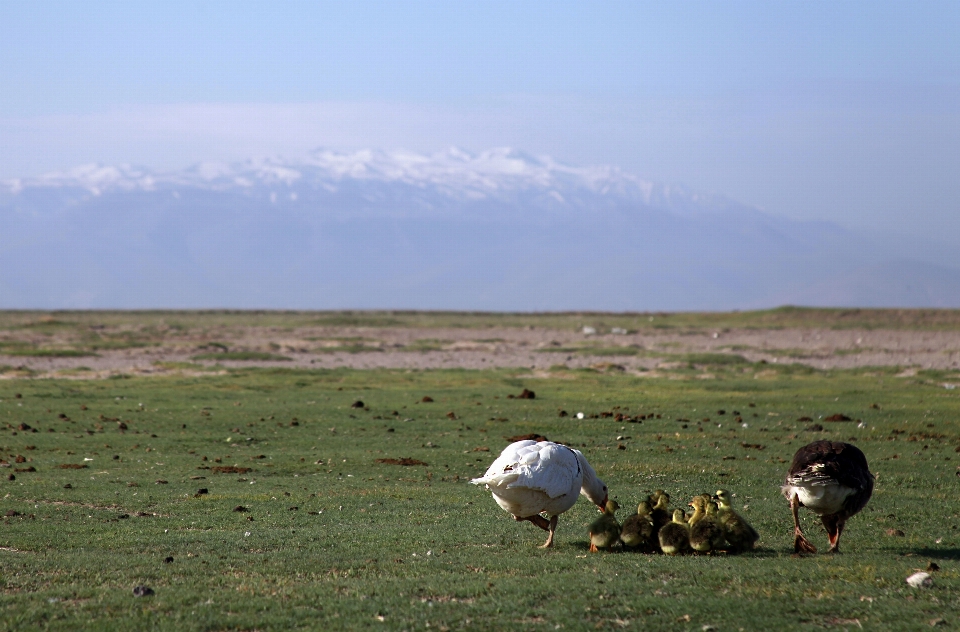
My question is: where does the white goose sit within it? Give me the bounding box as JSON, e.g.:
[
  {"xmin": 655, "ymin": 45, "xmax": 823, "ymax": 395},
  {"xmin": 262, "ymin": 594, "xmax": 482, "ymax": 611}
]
[{"xmin": 471, "ymin": 440, "xmax": 608, "ymax": 548}]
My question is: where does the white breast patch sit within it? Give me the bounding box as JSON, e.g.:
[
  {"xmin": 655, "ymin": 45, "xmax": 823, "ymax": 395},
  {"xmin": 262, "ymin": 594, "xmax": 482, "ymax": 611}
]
[{"xmin": 793, "ymin": 483, "xmax": 856, "ymax": 515}]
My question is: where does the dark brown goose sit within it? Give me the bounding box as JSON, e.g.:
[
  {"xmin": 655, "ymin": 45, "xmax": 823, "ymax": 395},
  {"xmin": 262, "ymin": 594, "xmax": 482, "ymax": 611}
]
[{"xmin": 782, "ymin": 440, "xmax": 874, "ymax": 554}]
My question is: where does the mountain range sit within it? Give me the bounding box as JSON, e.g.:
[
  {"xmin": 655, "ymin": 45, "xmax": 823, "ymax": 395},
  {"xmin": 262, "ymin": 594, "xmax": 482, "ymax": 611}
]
[{"xmin": 2, "ymin": 147, "xmax": 958, "ymax": 310}]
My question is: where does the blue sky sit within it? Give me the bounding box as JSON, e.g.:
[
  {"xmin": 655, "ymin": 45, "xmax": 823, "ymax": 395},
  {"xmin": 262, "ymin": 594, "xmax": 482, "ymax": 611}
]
[{"xmin": 3, "ymin": 1, "xmax": 959, "ymax": 240}]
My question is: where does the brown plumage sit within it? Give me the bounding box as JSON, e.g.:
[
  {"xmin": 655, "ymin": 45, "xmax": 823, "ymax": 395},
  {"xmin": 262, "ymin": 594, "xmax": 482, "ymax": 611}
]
[
  {"xmin": 689, "ymin": 498, "xmax": 726, "ymax": 553},
  {"xmin": 588, "ymin": 499, "xmax": 621, "ymax": 552},
  {"xmin": 782, "ymin": 440, "xmax": 874, "ymax": 554},
  {"xmin": 715, "ymin": 489, "xmax": 759, "ymax": 552},
  {"xmin": 649, "ymin": 492, "xmax": 672, "ymax": 538},
  {"xmin": 658, "ymin": 509, "xmax": 691, "ymax": 555},
  {"xmin": 620, "ymin": 501, "xmax": 656, "ymax": 551}
]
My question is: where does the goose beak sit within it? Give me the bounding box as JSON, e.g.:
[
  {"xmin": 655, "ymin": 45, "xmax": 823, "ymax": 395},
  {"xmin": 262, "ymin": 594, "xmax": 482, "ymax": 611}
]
[{"xmin": 597, "ymin": 494, "xmax": 608, "ymax": 512}]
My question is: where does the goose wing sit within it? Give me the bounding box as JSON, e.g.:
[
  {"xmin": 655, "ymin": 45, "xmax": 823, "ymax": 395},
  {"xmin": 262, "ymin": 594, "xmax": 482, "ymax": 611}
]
[
  {"xmin": 471, "ymin": 441, "xmax": 580, "ymax": 499},
  {"xmin": 785, "ymin": 440, "xmax": 873, "ymax": 490}
]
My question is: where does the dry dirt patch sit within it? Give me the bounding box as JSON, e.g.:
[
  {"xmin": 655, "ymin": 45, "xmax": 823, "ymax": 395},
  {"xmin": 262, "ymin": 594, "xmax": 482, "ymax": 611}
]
[{"xmin": 2, "ymin": 318, "xmax": 959, "ymax": 376}]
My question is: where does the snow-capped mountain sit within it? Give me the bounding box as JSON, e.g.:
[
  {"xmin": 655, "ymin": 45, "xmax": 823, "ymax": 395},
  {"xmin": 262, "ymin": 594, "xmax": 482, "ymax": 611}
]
[
  {"xmin": 2, "ymin": 147, "xmax": 738, "ymax": 216},
  {"xmin": 1, "ymin": 148, "xmax": 957, "ymax": 310}
]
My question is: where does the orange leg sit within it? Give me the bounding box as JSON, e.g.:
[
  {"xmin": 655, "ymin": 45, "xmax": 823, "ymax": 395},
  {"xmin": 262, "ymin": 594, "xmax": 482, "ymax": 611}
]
[
  {"xmin": 540, "ymin": 515, "xmax": 559, "ymax": 548},
  {"xmin": 823, "ymin": 515, "xmax": 844, "ymax": 554},
  {"xmin": 791, "ymin": 493, "xmax": 817, "ymax": 554},
  {"xmin": 515, "ymin": 514, "xmax": 557, "ymax": 547}
]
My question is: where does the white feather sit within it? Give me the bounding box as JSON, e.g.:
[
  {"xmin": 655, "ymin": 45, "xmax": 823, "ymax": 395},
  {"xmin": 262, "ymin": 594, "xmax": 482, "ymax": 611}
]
[
  {"xmin": 471, "ymin": 440, "xmax": 606, "ymax": 518},
  {"xmin": 784, "ymin": 482, "xmax": 855, "ymax": 515}
]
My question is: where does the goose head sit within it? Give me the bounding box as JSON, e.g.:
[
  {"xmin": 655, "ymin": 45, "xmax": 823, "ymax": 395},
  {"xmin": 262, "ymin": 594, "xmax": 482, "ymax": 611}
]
[
  {"xmin": 715, "ymin": 489, "xmax": 732, "ymax": 510},
  {"xmin": 576, "ymin": 450, "xmax": 608, "ymax": 511}
]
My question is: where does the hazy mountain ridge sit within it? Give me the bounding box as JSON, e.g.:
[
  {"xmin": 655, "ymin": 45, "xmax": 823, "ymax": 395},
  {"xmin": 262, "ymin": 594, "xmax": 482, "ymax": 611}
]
[
  {"xmin": 2, "ymin": 147, "xmax": 742, "ymax": 216},
  {"xmin": 1, "ymin": 148, "xmax": 957, "ymax": 310}
]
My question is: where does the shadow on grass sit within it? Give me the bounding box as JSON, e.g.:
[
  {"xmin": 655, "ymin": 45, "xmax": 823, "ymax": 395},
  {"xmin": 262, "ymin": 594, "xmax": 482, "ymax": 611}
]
[
  {"xmin": 567, "ymin": 539, "xmax": 786, "ymax": 558},
  {"xmin": 904, "ymin": 547, "xmax": 960, "ymax": 560}
]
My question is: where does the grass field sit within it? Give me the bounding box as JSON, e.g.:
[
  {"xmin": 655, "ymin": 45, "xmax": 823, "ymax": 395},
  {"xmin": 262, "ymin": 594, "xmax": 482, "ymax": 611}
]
[
  {"xmin": 3, "ymin": 306, "xmax": 960, "ymax": 344},
  {"xmin": 1, "ymin": 352, "xmax": 959, "ymax": 629}
]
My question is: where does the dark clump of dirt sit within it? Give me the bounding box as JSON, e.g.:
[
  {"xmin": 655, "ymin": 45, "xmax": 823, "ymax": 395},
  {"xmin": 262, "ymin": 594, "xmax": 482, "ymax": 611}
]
[
  {"xmin": 58, "ymin": 463, "xmax": 88, "ymax": 469},
  {"xmin": 211, "ymin": 466, "xmax": 252, "ymax": 474},
  {"xmin": 14, "ymin": 467, "xmax": 36, "ymax": 473},
  {"xmin": 824, "ymin": 414, "xmax": 853, "ymax": 422},
  {"xmin": 233, "ymin": 505, "xmax": 249, "ymax": 512},
  {"xmin": 164, "ymin": 556, "xmax": 174, "ymax": 564},
  {"xmin": 132, "ymin": 586, "xmax": 154, "ymax": 597},
  {"xmin": 805, "ymin": 423, "xmax": 825, "ymax": 432},
  {"xmin": 508, "ymin": 388, "xmax": 536, "ymax": 399},
  {"xmin": 421, "ymin": 396, "xmax": 434, "ymax": 403},
  {"xmin": 797, "ymin": 416, "xmax": 813, "ymax": 422},
  {"xmin": 375, "ymin": 457, "xmax": 428, "ymax": 466},
  {"xmin": 351, "ymin": 400, "xmax": 364, "ymax": 408},
  {"xmin": 506, "ymin": 433, "xmax": 549, "ymax": 442}
]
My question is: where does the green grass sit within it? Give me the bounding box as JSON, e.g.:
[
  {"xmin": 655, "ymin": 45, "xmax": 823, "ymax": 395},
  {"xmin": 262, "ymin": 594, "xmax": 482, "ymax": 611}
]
[
  {"xmin": 315, "ymin": 345, "xmax": 384, "ymax": 354},
  {"xmin": 402, "ymin": 339, "xmax": 451, "ymax": 352},
  {"xmin": 835, "ymin": 347, "xmax": 875, "ymax": 356},
  {"xmin": 191, "ymin": 352, "xmax": 292, "ymax": 362},
  {"xmin": 537, "ymin": 345, "xmax": 644, "ymax": 357},
  {"xmin": 0, "ymin": 364, "xmax": 958, "ymax": 630},
  {"xmin": 0, "ymin": 347, "xmax": 97, "ymax": 358},
  {"xmin": 682, "ymin": 352, "xmax": 751, "ymax": 366},
  {"xmin": 3, "ymin": 306, "xmax": 960, "ymax": 334}
]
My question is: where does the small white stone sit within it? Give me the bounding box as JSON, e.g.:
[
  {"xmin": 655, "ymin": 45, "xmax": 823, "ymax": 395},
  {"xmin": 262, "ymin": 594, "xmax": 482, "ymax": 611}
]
[
  {"xmin": 576, "ymin": 412, "xmax": 584, "ymax": 420},
  {"xmin": 244, "ymin": 531, "xmax": 251, "ymax": 537},
  {"xmin": 906, "ymin": 572, "xmax": 932, "ymax": 588}
]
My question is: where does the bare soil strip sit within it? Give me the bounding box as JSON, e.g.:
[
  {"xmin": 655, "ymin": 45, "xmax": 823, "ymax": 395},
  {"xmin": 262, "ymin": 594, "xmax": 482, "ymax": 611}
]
[{"xmin": 3, "ymin": 322, "xmax": 959, "ymax": 377}]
